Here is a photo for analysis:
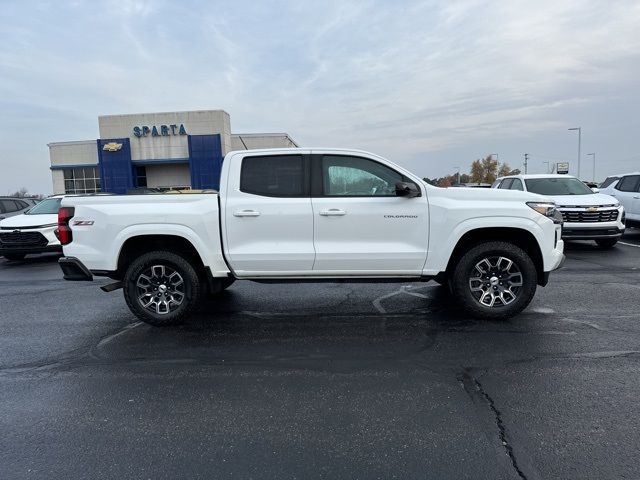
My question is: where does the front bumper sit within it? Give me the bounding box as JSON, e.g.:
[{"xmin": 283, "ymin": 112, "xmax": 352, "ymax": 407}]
[
  {"xmin": 59, "ymin": 256, "xmax": 93, "ymax": 281},
  {"xmin": 561, "ymin": 226, "xmax": 624, "ymax": 240},
  {"xmin": 0, "ymin": 244, "xmax": 62, "ymax": 255}
]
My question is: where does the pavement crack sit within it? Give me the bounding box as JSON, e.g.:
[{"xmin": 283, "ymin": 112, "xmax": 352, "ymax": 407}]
[{"xmin": 459, "ymin": 370, "xmax": 529, "ymax": 480}]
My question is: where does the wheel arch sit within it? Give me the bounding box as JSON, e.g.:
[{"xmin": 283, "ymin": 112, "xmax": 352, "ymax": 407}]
[
  {"xmin": 116, "ymin": 234, "xmax": 206, "ymax": 279},
  {"xmin": 445, "ymin": 227, "xmax": 545, "ymax": 286}
]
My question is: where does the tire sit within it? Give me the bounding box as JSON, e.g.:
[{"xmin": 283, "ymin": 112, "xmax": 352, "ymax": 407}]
[
  {"xmin": 3, "ymin": 254, "xmax": 26, "ymax": 261},
  {"xmin": 450, "ymin": 241, "xmax": 537, "ymax": 320},
  {"xmin": 123, "ymin": 251, "xmax": 203, "ymax": 326},
  {"xmin": 595, "ymin": 238, "xmax": 618, "ymax": 248}
]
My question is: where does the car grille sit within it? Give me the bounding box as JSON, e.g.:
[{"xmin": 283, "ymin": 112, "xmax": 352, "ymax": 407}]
[
  {"xmin": 559, "ymin": 208, "xmax": 619, "ymax": 223},
  {"xmin": 0, "ymin": 231, "xmax": 48, "ymax": 246}
]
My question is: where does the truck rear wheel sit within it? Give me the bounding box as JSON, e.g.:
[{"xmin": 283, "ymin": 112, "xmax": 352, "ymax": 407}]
[
  {"xmin": 123, "ymin": 251, "xmax": 203, "ymax": 326},
  {"xmin": 451, "ymin": 241, "xmax": 537, "ymax": 320}
]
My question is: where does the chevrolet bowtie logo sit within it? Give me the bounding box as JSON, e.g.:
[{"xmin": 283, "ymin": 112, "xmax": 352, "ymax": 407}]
[
  {"xmin": 103, "ymin": 142, "xmax": 123, "ymax": 152},
  {"xmin": 587, "ymin": 206, "xmax": 598, "ymax": 212}
]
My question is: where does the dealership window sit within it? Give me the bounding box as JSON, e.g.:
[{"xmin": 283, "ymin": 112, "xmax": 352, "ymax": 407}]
[
  {"xmin": 63, "ymin": 167, "xmax": 101, "ymax": 194},
  {"xmin": 135, "ymin": 166, "xmax": 147, "ymax": 188}
]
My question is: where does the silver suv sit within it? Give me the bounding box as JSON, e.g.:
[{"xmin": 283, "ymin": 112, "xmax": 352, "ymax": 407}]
[{"xmin": 0, "ymin": 197, "xmax": 36, "ymax": 220}]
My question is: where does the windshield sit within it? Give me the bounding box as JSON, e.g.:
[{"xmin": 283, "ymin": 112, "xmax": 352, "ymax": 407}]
[
  {"xmin": 25, "ymin": 198, "xmax": 61, "ymax": 215},
  {"xmin": 525, "ymin": 178, "xmax": 594, "ymax": 196}
]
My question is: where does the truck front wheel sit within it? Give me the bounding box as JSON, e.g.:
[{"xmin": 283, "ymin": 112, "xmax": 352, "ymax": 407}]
[
  {"xmin": 451, "ymin": 241, "xmax": 537, "ymax": 320},
  {"xmin": 123, "ymin": 251, "xmax": 203, "ymax": 326}
]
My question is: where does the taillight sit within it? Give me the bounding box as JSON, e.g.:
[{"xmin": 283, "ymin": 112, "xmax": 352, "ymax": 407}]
[{"xmin": 57, "ymin": 206, "xmax": 75, "ymax": 245}]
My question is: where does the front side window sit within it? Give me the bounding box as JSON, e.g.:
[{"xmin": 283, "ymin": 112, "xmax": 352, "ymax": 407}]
[
  {"xmin": 0, "ymin": 200, "xmax": 18, "ymax": 213},
  {"xmin": 240, "ymin": 155, "xmax": 305, "ymax": 197},
  {"xmin": 615, "ymin": 175, "xmax": 640, "ymax": 192},
  {"xmin": 63, "ymin": 167, "xmax": 101, "ymax": 194},
  {"xmin": 322, "ymin": 155, "xmax": 404, "ymax": 196},
  {"xmin": 525, "ymin": 177, "xmax": 594, "ymax": 195}
]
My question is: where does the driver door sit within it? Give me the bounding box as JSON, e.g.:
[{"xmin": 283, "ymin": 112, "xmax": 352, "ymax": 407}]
[{"xmin": 311, "ymin": 154, "xmax": 429, "ymax": 274}]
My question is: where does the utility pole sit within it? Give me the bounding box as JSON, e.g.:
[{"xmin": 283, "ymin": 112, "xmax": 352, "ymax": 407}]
[
  {"xmin": 569, "ymin": 127, "xmax": 582, "ymax": 179},
  {"xmin": 587, "ymin": 153, "xmax": 595, "ymax": 182},
  {"xmin": 543, "ymin": 161, "xmax": 550, "ymax": 173},
  {"xmin": 524, "ymin": 153, "xmax": 529, "ymax": 174},
  {"xmin": 454, "ymin": 166, "xmax": 460, "ymax": 185}
]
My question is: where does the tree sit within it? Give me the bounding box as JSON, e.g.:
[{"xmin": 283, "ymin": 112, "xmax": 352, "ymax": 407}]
[
  {"xmin": 10, "ymin": 187, "xmax": 28, "ymax": 197},
  {"xmin": 438, "ymin": 177, "xmax": 452, "ymax": 187},
  {"xmin": 470, "ymin": 155, "xmax": 499, "ymax": 183},
  {"xmin": 498, "ymin": 163, "xmax": 512, "ymax": 178}
]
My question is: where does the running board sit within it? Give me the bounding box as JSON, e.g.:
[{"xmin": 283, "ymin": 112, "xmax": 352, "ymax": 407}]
[{"xmin": 100, "ymin": 281, "xmax": 123, "ymax": 292}]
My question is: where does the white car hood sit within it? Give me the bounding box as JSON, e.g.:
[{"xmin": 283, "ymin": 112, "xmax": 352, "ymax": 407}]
[
  {"xmin": 543, "ymin": 193, "xmax": 619, "ymax": 208},
  {"xmin": 0, "ymin": 213, "xmax": 58, "ymax": 229}
]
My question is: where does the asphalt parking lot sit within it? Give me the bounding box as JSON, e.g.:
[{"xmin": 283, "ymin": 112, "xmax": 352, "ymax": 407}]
[{"xmin": 1, "ymin": 230, "xmax": 640, "ymax": 480}]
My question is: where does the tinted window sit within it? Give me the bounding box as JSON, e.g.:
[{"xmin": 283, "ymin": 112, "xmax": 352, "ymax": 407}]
[
  {"xmin": 498, "ymin": 179, "xmax": 513, "ymax": 189},
  {"xmin": 240, "ymin": 155, "xmax": 305, "ymax": 197},
  {"xmin": 25, "ymin": 198, "xmax": 62, "ymax": 215},
  {"xmin": 1, "ymin": 200, "xmax": 18, "ymax": 213},
  {"xmin": 615, "ymin": 175, "xmax": 640, "ymax": 192},
  {"xmin": 510, "ymin": 179, "xmax": 524, "ymax": 191},
  {"xmin": 322, "ymin": 155, "xmax": 404, "ymax": 196},
  {"xmin": 525, "ymin": 177, "xmax": 594, "ymax": 195},
  {"xmin": 600, "ymin": 176, "xmax": 619, "ymax": 189}
]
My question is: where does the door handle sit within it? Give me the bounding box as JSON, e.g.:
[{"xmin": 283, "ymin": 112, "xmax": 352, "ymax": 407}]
[
  {"xmin": 319, "ymin": 208, "xmax": 346, "ymax": 216},
  {"xmin": 233, "ymin": 210, "xmax": 260, "ymax": 217}
]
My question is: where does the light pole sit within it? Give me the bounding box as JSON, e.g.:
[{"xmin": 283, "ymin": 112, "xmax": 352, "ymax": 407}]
[
  {"xmin": 454, "ymin": 166, "xmax": 460, "ymax": 185},
  {"xmin": 543, "ymin": 161, "xmax": 550, "ymax": 173},
  {"xmin": 568, "ymin": 127, "xmax": 581, "ymax": 179},
  {"xmin": 587, "ymin": 153, "xmax": 595, "ymax": 182}
]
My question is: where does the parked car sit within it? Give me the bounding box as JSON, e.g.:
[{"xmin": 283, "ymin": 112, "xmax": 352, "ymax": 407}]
[
  {"xmin": 493, "ymin": 174, "xmax": 625, "ymax": 248},
  {"xmin": 0, "ymin": 195, "xmax": 63, "ymax": 261},
  {"xmin": 58, "ymin": 148, "xmax": 564, "ymax": 325},
  {"xmin": 600, "ymin": 172, "xmax": 640, "ymax": 228},
  {"xmin": 0, "ymin": 197, "xmax": 34, "ymax": 220}
]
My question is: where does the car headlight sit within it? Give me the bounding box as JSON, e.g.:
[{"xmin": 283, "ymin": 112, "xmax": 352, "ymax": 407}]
[{"xmin": 527, "ymin": 202, "xmax": 563, "ymax": 224}]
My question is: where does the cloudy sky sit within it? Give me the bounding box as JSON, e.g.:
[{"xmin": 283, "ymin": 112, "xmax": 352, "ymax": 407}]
[{"xmin": 1, "ymin": 0, "xmax": 639, "ymax": 194}]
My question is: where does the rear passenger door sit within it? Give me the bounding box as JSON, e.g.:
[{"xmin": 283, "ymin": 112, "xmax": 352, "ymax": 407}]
[{"xmin": 223, "ymin": 153, "xmax": 315, "ymax": 276}]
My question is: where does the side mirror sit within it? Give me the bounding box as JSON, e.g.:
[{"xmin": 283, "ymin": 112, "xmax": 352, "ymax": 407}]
[
  {"xmin": 395, "ymin": 182, "xmax": 421, "ymax": 198},
  {"xmin": 591, "ymin": 187, "xmax": 600, "ymax": 193}
]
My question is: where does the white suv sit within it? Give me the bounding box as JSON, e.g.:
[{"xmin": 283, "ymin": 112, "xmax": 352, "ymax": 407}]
[
  {"xmin": 0, "ymin": 195, "xmax": 63, "ymax": 261},
  {"xmin": 600, "ymin": 172, "xmax": 640, "ymax": 229},
  {"xmin": 494, "ymin": 174, "xmax": 625, "ymax": 248}
]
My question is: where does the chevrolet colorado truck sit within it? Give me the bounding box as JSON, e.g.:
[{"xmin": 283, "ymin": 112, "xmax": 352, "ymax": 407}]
[{"xmin": 58, "ymin": 148, "xmax": 565, "ymax": 326}]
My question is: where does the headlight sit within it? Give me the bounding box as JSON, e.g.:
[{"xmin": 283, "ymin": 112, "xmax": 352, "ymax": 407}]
[
  {"xmin": 527, "ymin": 202, "xmax": 563, "ymax": 224},
  {"xmin": 527, "ymin": 201, "xmax": 556, "ymax": 216}
]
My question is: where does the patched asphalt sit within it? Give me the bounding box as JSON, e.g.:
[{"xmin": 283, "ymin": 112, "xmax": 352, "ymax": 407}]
[{"xmin": 1, "ymin": 229, "xmax": 640, "ymax": 479}]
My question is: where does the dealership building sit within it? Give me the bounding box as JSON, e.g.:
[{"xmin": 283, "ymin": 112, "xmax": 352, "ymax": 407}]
[{"xmin": 48, "ymin": 110, "xmax": 298, "ymax": 194}]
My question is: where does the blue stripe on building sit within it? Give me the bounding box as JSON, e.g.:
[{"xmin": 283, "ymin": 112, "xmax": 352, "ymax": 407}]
[
  {"xmin": 97, "ymin": 138, "xmax": 134, "ymax": 194},
  {"xmin": 188, "ymin": 134, "xmax": 223, "ymax": 190}
]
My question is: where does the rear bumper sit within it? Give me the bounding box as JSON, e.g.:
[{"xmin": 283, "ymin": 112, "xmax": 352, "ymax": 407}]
[
  {"xmin": 0, "ymin": 245, "xmax": 62, "ymax": 255},
  {"xmin": 59, "ymin": 256, "xmax": 93, "ymax": 281}
]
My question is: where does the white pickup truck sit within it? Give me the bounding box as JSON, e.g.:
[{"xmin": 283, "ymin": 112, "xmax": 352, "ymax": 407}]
[{"xmin": 58, "ymin": 148, "xmax": 565, "ymax": 326}]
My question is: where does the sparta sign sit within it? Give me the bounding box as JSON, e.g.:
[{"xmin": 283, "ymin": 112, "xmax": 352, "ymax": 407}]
[{"xmin": 133, "ymin": 124, "xmax": 187, "ymax": 138}]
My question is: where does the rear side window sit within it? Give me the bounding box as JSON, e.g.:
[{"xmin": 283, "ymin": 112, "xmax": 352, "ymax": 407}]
[
  {"xmin": 600, "ymin": 176, "xmax": 619, "ymax": 189},
  {"xmin": 498, "ymin": 179, "xmax": 513, "ymax": 189},
  {"xmin": 510, "ymin": 179, "xmax": 524, "ymax": 191},
  {"xmin": 240, "ymin": 155, "xmax": 305, "ymax": 197},
  {"xmin": 1, "ymin": 200, "xmax": 18, "ymax": 213},
  {"xmin": 615, "ymin": 175, "xmax": 640, "ymax": 192}
]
